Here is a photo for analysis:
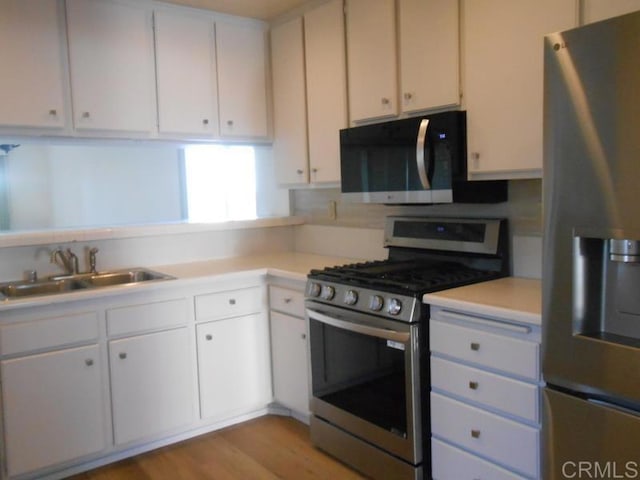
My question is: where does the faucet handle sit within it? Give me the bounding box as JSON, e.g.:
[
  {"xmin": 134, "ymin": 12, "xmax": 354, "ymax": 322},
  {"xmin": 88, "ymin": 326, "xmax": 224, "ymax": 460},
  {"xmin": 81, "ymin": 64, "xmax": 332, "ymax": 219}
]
[{"xmin": 89, "ymin": 247, "xmax": 99, "ymax": 273}]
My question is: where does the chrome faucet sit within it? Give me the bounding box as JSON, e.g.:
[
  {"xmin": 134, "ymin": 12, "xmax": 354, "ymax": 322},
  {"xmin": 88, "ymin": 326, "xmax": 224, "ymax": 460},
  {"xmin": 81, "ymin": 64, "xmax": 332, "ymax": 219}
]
[
  {"xmin": 88, "ymin": 247, "xmax": 99, "ymax": 273},
  {"xmin": 50, "ymin": 248, "xmax": 79, "ymax": 275}
]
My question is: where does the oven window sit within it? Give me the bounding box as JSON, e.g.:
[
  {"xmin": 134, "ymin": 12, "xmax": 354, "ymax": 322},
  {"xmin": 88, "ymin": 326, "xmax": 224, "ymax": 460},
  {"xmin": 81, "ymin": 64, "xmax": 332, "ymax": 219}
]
[{"xmin": 309, "ymin": 318, "xmax": 408, "ymax": 437}]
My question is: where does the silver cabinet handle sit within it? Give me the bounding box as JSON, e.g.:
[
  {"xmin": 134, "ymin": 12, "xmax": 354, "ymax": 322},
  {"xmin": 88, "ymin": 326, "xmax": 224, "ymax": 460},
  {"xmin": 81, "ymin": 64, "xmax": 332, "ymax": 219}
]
[
  {"xmin": 469, "ymin": 381, "xmax": 479, "ymax": 390},
  {"xmin": 205, "ymin": 334, "xmax": 213, "ymax": 341},
  {"xmin": 85, "ymin": 359, "xmax": 94, "ymax": 366},
  {"xmin": 416, "ymin": 119, "xmax": 431, "ymax": 189},
  {"xmin": 119, "ymin": 352, "xmax": 127, "ymax": 359},
  {"xmin": 228, "ymin": 298, "xmax": 236, "ymax": 305},
  {"xmin": 471, "ymin": 429, "xmax": 481, "ymax": 439},
  {"xmin": 470, "ymin": 342, "xmax": 480, "ymax": 351}
]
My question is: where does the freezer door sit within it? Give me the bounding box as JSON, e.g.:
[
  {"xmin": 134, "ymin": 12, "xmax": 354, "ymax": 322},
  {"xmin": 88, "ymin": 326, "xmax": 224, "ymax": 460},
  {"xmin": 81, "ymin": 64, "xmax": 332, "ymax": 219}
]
[{"xmin": 543, "ymin": 388, "xmax": 640, "ymax": 479}]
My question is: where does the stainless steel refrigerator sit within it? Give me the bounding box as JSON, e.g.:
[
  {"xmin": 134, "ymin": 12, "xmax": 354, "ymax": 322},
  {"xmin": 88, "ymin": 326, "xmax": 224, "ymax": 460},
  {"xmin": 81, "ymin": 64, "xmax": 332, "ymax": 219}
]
[{"xmin": 542, "ymin": 10, "xmax": 640, "ymax": 479}]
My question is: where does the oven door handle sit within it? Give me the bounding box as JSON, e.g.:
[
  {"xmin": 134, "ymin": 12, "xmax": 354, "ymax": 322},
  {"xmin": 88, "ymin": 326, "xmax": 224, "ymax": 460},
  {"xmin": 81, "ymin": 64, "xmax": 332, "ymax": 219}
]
[{"xmin": 306, "ymin": 308, "xmax": 410, "ymax": 343}]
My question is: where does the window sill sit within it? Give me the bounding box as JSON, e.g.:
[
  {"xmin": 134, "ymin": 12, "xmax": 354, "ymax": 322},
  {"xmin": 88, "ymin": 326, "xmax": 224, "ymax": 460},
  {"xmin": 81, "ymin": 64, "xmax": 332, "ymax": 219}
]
[{"xmin": 0, "ymin": 216, "xmax": 307, "ymax": 248}]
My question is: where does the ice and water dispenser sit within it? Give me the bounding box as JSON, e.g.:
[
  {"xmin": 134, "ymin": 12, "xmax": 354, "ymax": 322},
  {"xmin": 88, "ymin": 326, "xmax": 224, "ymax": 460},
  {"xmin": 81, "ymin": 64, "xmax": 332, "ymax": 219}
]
[{"xmin": 573, "ymin": 234, "xmax": 640, "ymax": 344}]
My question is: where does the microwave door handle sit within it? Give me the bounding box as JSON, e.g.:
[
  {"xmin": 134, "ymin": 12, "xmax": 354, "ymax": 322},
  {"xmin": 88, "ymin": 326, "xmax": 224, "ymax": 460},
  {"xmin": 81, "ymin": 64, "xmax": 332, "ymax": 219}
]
[
  {"xmin": 416, "ymin": 119, "xmax": 431, "ymax": 189},
  {"xmin": 306, "ymin": 308, "xmax": 410, "ymax": 343}
]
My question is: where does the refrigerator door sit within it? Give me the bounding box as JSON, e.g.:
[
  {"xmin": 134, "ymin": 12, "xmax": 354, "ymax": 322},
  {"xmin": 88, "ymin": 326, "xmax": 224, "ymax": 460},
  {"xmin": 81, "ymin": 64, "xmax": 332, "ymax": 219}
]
[
  {"xmin": 543, "ymin": 388, "xmax": 640, "ymax": 479},
  {"xmin": 542, "ymin": 10, "xmax": 640, "ymax": 406}
]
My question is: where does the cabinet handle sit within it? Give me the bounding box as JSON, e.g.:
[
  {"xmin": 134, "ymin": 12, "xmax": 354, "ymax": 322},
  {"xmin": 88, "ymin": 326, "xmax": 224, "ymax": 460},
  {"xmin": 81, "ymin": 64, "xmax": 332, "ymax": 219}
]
[
  {"xmin": 119, "ymin": 352, "xmax": 127, "ymax": 360},
  {"xmin": 312, "ymin": 168, "xmax": 318, "ymax": 173},
  {"xmin": 470, "ymin": 342, "xmax": 480, "ymax": 351},
  {"xmin": 82, "ymin": 112, "xmax": 90, "ymax": 119},
  {"xmin": 85, "ymin": 358, "xmax": 94, "ymax": 366},
  {"xmin": 301, "ymin": 333, "xmax": 306, "ymax": 340},
  {"xmin": 202, "ymin": 118, "xmax": 209, "ymax": 125},
  {"xmin": 471, "ymin": 429, "xmax": 481, "ymax": 439},
  {"xmin": 403, "ymin": 92, "xmax": 413, "ymax": 101},
  {"xmin": 284, "ymin": 298, "xmax": 292, "ymax": 304},
  {"xmin": 471, "ymin": 152, "xmax": 481, "ymax": 160},
  {"xmin": 469, "ymin": 381, "xmax": 479, "ymax": 390},
  {"xmin": 49, "ymin": 109, "xmax": 57, "ymax": 116},
  {"xmin": 296, "ymin": 169, "xmax": 304, "ymax": 175},
  {"xmin": 228, "ymin": 298, "xmax": 236, "ymax": 305},
  {"xmin": 381, "ymin": 97, "xmax": 390, "ymax": 105},
  {"xmin": 227, "ymin": 120, "xmax": 233, "ymax": 126},
  {"xmin": 205, "ymin": 334, "xmax": 213, "ymax": 341}
]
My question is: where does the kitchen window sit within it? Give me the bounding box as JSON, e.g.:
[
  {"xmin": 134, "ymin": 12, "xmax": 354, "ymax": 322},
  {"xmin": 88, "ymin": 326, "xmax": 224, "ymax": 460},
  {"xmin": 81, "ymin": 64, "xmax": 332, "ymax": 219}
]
[{"xmin": 183, "ymin": 145, "xmax": 257, "ymax": 223}]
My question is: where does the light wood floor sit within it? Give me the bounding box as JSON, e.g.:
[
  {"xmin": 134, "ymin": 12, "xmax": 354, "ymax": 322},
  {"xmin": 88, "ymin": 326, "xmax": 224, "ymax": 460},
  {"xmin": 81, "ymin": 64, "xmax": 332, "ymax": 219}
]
[{"xmin": 69, "ymin": 415, "xmax": 368, "ymax": 480}]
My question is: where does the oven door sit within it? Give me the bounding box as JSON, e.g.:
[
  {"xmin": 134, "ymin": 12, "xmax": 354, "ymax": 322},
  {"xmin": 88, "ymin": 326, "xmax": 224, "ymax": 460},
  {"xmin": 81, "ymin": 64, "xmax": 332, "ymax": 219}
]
[{"xmin": 306, "ymin": 302, "xmax": 424, "ymax": 464}]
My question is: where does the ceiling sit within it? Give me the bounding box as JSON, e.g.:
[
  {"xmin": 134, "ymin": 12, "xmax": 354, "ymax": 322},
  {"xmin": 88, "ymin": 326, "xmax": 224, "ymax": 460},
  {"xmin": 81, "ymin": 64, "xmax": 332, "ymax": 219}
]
[{"xmin": 162, "ymin": 0, "xmax": 311, "ymax": 20}]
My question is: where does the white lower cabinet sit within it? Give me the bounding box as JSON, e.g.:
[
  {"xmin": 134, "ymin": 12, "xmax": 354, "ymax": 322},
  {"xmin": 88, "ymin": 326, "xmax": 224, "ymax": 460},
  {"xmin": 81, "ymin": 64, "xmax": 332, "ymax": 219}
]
[
  {"xmin": 1, "ymin": 344, "xmax": 107, "ymax": 477},
  {"xmin": 429, "ymin": 306, "xmax": 542, "ymax": 479},
  {"xmin": 109, "ymin": 327, "xmax": 194, "ymax": 445},
  {"xmin": 196, "ymin": 313, "xmax": 272, "ymax": 420}
]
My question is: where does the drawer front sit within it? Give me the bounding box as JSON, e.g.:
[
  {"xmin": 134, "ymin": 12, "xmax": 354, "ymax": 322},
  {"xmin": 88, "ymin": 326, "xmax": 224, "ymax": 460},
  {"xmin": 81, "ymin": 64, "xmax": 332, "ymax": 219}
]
[
  {"xmin": 269, "ymin": 286, "xmax": 305, "ymax": 318},
  {"xmin": 431, "ymin": 356, "xmax": 539, "ymax": 423},
  {"xmin": 432, "ymin": 438, "xmax": 527, "ymax": 480},
  {"xmin": 107, "ymin": 298, "xmax": 188, "ymax": 337},
  {"xmin": 0, "ymin": 311, "xmax": 99, "ymax": 356},
  {"xmin": 431, "ymin": 392, "xmax": 539, "ymax": 478},
  {"xmin": 195, "ymin": 286, "xmax": 263, "ymax": 321},
  {"xmin": 430, "ymin": 319, "xmax": 539, "ymax": 380}
]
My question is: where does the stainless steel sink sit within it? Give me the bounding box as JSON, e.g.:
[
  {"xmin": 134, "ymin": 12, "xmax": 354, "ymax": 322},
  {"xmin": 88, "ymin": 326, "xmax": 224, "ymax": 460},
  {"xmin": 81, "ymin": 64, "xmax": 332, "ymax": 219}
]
[
  {"xmin": 0, "ymin": 268, "xmax": 174, "ymax": 300},
  {"xmin": 0, "ymin": 278, "xmax": 88, "ymax": 299}
]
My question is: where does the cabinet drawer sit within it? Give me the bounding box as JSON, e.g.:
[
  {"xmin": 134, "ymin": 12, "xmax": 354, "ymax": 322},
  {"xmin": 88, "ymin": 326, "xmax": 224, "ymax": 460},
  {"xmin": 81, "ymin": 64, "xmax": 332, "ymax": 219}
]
[
  {"xmin": 431, "ymin": 392, "xmax": 539, "ymax": 478},
  {"xmin": 431, "ymin": 357, "xmax": 539, "ymax": 423},
  {"xmin": 430, "ymin": 319, "xmax": 539, "ymax": 380},
  {"xmin": 432, "ymin": 438, "xmax": 527, "ymax": 480},
  {"xmin": 195, "ymin": 286, "xmax": 263, "ymax": 321},
  {"xmin": 269, "ymin": 286, "xmax": 305, "ymax": 318},
  {"xmin": 0, "ymin": 311, "xmax": 99, "ymax": 356},
  {"xmin": 107, "ymin": 298, "xmax": 188, "ymax": 337}
]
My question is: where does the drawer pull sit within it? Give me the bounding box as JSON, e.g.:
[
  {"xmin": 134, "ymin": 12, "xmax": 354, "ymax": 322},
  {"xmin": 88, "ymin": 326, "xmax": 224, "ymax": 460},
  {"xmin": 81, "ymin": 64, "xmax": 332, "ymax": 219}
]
[
  {"xmin": 470, "ymin": 342, "xmax": 480, "ymax": 351},
  {"xmin": 284, "ymin": 298, "xmax": 293, "ymax": 304},
  {"xmin": 205, "ymin": 334, "xmax": 213, "ymax": 341},
  {"xmin": 471, "ymin": 429, "xmax": 481, "ymax": 439},
  {"xmin": 301, "ymin": 333, "xmax": 306, "ymax": 340},
  {"xmin": 229, "ymin": 298, "xmax": 236, "ymax": 305},
  {"xmin": 469, "ymin": 381, "xmax": 479, "ymax": 390},
  {"xmin": 119, "ymin": 352, "xmax": 127, "ymax": 360},
  {"xmin": 85, "ymin": 358, "xmax": 94, "ymax": 366}
]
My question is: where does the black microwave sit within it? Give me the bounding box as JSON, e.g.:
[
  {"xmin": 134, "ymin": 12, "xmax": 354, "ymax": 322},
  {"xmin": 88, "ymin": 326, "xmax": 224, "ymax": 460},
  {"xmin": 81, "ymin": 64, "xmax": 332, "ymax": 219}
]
[{"xmin": 340, "ymin": 111, "xmax": 507, "ymax": 204}]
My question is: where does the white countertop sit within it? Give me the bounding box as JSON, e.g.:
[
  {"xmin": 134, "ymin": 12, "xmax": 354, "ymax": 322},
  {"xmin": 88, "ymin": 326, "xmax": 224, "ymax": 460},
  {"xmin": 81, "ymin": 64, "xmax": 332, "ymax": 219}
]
[
  {"xmin": 423, "ymin": 277, "xmax": 542, "ymax": 326},
  {"xmin": 0, "ymin": 252, "xmax": 358, "ymax": 312}
]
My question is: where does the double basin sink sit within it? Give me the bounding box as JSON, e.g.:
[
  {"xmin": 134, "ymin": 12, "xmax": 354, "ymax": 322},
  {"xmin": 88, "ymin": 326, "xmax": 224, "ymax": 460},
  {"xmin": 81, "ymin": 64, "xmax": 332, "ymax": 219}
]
[{"xmin": 0, "ymin": 268, "xmax": 174, "ymax": 301}]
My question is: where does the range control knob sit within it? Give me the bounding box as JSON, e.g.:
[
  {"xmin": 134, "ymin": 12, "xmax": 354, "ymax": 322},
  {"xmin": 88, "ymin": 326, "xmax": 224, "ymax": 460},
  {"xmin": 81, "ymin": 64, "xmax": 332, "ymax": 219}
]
[
  {"xmin": 369, "ymin": 295, "xmax": 384, "ymax": 311},
  {"xmin": 344, "ymin": 290, "xmax": 359, "ymax": 305},
  {"xmin": 387, "ymin": 298, "xmax": 403, "ymax": 316},
  {"xmin": 308, "ymin": 282, "xmax": 321, "ymax": 297},
  {"xmin": 320, "ymin": 285, "xmax": 336, "ymax": 301}
]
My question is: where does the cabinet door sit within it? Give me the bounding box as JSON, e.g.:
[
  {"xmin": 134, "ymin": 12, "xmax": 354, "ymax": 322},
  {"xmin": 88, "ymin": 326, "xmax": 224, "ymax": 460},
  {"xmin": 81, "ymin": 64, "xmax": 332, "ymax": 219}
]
[
  {"xmin": 216, "ymin": 22, "xmax": 268, "ymax": 138},
  {"xmin": 271, "ymin": 17, "xmax": 308, "ymax": 184},
  {"xmin": 0, "ymin": 0, "xmax": 66, "ymax": 129},
  {"xmin": 197, "ymin": 314, "xmax": 272, "ymax": 420},
  {"xmin": 463, "ymin": 0, "xmax": 576, "ymax": 178},
  {"xmin": 305, "ymin": 0, "xmax": 348, "ymax": 183},
  {"xmin": 1, "ymin": 345, "xmax": 107, "ymax": 477},
  {"xmin": 155, "ymin": 10, "xmax": 218, "ymax": 137},
  {"xmin": 66, "ymin": 0, "xmax": 156, "ymax": 133},
  {"xmin": 398, "ymin": 0, "xmax": 459, "ymax": 113},
  {"xmin": 109, "ymin": 328, "xmax": 194, "ymax": 445},
  {"xmin": 346, "ymin": 0, "xmax": 397, "ymax": 122},
  {"xmin": 270, "ymin": 311, "xmax": 309, "ymax": 415},
  {"xmin": 581, "ymin": 0, "xmax": 640, "ymax": 23}
]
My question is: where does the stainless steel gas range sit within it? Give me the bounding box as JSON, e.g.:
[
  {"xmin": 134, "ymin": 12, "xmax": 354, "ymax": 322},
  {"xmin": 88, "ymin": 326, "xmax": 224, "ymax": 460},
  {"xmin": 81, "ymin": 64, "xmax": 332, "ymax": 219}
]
[{"xmin": 305, "ymin": 216, "xmax": 510, "ymax": 480}]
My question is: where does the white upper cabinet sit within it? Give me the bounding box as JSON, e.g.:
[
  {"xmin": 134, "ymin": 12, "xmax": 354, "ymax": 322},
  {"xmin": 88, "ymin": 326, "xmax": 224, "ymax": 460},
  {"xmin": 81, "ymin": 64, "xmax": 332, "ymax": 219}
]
[
  {"xmin": 398, "ymin": 0, "xmax": 460, "ymax": 113},
  {"xmin": 346, "ymin": 0, "xmax": 398, "ymax": 123},
  {"xmin": 216, "ymin": 21, "xmax": 269, "ymax": 139},
  {"xmin": 271, "ymin": 17, "xmax": 308, "ymax": 184},
  {"xmin": 66, "ymin": 0, "xmax": 156, "ymax": 134},
  {"xmin": 581, "ymin": 0, "xmax": 640, "ymax": 23},
  {"xmin": 304, "ymin": 0, "xmax": 347, "ymax": 183},
  {"xmin": 463, "ymin": 0, "xmax": 576, "ymax": 179},
  {"xmin": 0, "ymin": 0, "xmax": 67, "ymax": 129},
  {"xmin": 154, "ymin": 9, "xmax": 218, "ymax": 137}
]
